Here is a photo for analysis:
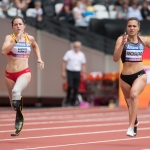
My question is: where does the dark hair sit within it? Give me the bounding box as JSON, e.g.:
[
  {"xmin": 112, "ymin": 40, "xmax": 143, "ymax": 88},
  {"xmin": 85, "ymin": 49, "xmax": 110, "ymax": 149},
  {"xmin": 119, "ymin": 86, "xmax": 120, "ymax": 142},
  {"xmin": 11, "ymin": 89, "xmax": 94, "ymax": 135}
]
[
  {"xmin": 11, "ymin": 16, "xmax": 25, "ymax": 27},
  {"xmin": 127, "ymin": 17, "xmax": 140, "ymax": 27}
]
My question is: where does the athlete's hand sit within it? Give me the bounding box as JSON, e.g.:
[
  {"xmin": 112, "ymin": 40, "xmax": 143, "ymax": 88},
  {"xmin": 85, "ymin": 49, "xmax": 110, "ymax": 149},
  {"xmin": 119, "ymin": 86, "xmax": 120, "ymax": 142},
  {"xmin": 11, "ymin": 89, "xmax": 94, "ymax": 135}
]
[
  {"xmin": 16, "ymin": 30, "xmax": 24, "ymax": 42},
  {"xmin": 122, "ymin": 32, "xmax": 128, "ymax": 45},
  {"xmin": 37, "ymin": 60, "xmax": 44, "ymax": 70}
]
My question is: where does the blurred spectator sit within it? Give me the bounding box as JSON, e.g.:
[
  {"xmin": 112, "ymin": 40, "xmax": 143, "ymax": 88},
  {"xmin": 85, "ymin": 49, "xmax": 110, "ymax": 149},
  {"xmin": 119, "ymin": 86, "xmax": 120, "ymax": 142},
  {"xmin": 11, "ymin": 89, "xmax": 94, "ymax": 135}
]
[
  {"xmin": 83, "ymin": 0, "xmax": 95, "ymax": 22},
  {"xmin": 61, "ymin": 41, "xmax": 86, "ymax": 106},
  {"xmin": 92, "ymin": 0, "xmax": 111, "ymax": 10},
  {"xmin": 113, "ymin": 0, "xmax": 123, "ymax": 11},
  {"xmin": 32, "ymin": 0, "xmax": 43, "ymax": 21},
  {"xmin": 59, "ymin": 0, "xmax": 76, "ymax": 23},
  {"xmin": 14, "ymin": 0, "xmax": 31, "ymax": 18},
  {"xmin": 117, "ymin": 1, "xmax": 129, "ymax": 19},
  {"xmin": 72, "ymin": 0, "xmax": 88, "ymax": 27},
  {"xmin": 79, "ymin": 0, "xmax": 86, "ymax": 14},
  {"xmin": 14, "ymin": 0, "xmax": 31, "ymax": 10},
  {"xmin": 1, "ymin": 0, "xmax": 11, "ymax": 17},
  {"xmin": 128, "ymin": 0, "xmax": 143, "ymax": 20},
  {"xmin": 140, "ymin": 0, "xmax": 150, "ymax": 20}
]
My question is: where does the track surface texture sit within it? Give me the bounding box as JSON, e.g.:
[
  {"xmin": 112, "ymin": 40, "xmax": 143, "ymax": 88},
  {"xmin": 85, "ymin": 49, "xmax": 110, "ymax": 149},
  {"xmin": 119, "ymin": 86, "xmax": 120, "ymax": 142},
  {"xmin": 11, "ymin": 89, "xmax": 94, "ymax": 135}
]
[{"xmin": 0, "ymin": 106, "xmax": 150, "ymax": 150}]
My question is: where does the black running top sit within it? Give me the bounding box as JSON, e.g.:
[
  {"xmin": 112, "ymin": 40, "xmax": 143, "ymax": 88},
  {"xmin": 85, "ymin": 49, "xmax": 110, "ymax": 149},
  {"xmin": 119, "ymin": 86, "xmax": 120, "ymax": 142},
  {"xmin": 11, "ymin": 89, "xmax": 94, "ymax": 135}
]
[{"xmin": 121, "ymin": 36, "xmax": 145, "ymax": 63}]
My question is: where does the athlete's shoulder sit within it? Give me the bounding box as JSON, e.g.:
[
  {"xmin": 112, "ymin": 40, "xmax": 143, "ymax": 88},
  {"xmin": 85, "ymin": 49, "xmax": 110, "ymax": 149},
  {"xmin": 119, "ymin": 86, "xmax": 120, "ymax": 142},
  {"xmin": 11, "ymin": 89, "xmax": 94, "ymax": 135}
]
[
  {"xmin": 116, "ymin": 35, "xmax": 123, "ymax": 43},
  {"xmin": 26, "ymin": 34, "xmax": 35, "ymax": 44},
  {"xmin": 139, "ymin": 36, "xmax": 148, "ymax": 45},
  {"xmin": 4, "ymin": 34, "xmax": 14, "ymax": 42},
  {"xmin": 26, "ymin": 34, "xmax": 34, "ymax": 41}
]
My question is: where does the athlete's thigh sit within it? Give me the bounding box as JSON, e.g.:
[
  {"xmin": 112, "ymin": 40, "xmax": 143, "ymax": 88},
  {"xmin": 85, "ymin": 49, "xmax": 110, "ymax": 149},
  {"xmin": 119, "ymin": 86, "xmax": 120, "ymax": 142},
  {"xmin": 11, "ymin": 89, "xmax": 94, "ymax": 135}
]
[
  {"xmin": 120, "ymin": 78, "xmax": 131, "ymax": 98},
  {"xmin": 131, "ymin": 74, "xmax": 147, "ymax": 96},
  {"xmin": 18, "ymin": 72, "xmax": 31, "ymax": 83},
  {"xmin": 5, "ymin": 77, "xmax": 15, "ymax": 100},
  {"xmin": 14, "ymin": 72, "xmax": 31, "ymax": 90}
]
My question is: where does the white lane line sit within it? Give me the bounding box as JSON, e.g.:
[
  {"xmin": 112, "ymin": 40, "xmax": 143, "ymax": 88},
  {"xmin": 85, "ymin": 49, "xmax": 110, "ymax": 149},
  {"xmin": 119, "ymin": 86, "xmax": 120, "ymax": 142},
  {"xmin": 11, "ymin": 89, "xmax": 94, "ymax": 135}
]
[
  {"xmin": 0, "ymin": 108, "xmax": 149, "ymax": 118},
  {"xmin": 1, "ymin": 121, "xmax": 150, "ymax": 133},
  {"xmin": 1, "ymin": 127, "xmax": 150, "ymax": 142},
  {"xmin": 0, "ymin": 114, "xmax": 150, "ymax": 124},
  {"xmin": 0, "ymin": 111, "xmax": 128, "ymax": 119},
  {"xmin": 0, "ymin": 114, "xmax": 150, "ymax": 127},
  {"xmin": 0, "ymin": 107, "xmax": 120, "ymax": 114},
  {"xmin": 14, "ymin": 136, "xmax": 150, "ymax": 150}
]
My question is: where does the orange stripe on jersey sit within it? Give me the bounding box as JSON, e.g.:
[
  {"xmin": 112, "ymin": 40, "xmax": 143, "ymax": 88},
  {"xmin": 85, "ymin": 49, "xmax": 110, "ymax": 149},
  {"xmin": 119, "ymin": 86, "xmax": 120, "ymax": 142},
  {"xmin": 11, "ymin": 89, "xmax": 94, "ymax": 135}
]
[
  {"xmin": 10, "ymin": 33, "xmax": 30, "ymax": 43},
  {"xmin": 10, "ymin": 34, "xmax": 16, "ymax": 41},
  {"xmin": 24, "ymin": 33, "xmax": 30, "ymax": 43}
]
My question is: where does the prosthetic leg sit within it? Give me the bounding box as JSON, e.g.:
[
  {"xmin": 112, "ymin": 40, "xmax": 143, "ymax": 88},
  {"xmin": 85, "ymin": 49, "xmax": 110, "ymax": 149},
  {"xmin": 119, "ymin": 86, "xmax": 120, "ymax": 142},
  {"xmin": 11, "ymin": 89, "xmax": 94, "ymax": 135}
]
[{"xmin": 11, "ymin": 97, "xmax": 24, "ymax": 136}]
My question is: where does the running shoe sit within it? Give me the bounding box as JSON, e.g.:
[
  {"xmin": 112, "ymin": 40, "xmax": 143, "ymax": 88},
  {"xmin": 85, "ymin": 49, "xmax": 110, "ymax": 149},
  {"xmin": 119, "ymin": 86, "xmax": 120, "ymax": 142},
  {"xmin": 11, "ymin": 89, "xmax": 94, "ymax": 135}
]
[
  {"xmin": 126, "ymin": 126, "xmax": 134, "ymax": 137},
  {"xmin": 134, "ymin": 121, "xmax": 139, "ymax": 136}
]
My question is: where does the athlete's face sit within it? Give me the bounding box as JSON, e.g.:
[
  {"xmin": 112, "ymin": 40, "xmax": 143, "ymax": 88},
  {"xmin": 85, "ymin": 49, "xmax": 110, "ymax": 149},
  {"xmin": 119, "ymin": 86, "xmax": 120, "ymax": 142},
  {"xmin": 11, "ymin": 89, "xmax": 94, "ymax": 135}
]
[
  {"xmin": 126, "ymin": 20, "xmax": 140, "ymax": 36},
  {"xmin": 12, "ymin": 19, "xmax": 26, "ymax": 34}
]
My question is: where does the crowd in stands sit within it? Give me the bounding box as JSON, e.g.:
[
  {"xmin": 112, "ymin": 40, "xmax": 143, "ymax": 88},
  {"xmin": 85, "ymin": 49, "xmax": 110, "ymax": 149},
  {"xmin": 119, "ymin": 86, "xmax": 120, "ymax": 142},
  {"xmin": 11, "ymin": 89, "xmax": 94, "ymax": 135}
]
[{"xmin": 0, "ymin": 0, "xmax": 150, "ymax": 28}]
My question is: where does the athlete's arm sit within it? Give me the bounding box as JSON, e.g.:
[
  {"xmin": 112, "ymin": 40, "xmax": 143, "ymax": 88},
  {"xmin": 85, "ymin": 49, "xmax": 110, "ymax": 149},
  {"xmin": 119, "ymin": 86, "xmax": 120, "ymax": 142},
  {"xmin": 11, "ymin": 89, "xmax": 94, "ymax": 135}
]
[
  {"xmin": 1, "ymin": 35, "xmax": 16, "ymax": 56},
  {"xmin": 29, "ymin": 35, "xmax": 44, "ymax": 69},
  {"xmin": 113, "ymin": 32, "xmax": 128, "ymax": 62},
  {"xmin": 140, "ymin": 36, "xmax": 150, "ymax": 48}
]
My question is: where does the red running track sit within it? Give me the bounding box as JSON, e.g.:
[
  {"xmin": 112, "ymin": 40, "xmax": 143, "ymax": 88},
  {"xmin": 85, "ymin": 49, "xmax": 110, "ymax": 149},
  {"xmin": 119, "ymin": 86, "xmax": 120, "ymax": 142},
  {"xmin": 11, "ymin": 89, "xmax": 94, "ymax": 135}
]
[{"xmin": 0, "ymin": 106, "xmax": 150, "ymax": 150}]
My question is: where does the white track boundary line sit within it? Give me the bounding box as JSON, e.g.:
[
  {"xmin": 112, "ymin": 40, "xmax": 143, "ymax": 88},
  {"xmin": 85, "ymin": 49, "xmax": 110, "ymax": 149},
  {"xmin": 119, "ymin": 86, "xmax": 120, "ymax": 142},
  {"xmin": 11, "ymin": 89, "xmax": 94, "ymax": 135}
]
[
  {"xmin": 0, "ymin": 114, "xmax": 150, "ymax": 126},
  {"xmin": 0, "ymin": 114, "xmax": 150, "ymax": 125},
  {"xmin": 0, "ymin": 111, "xmax": 129, "ymax": 119},
  {"xmin": 0, "ymin": 106, "xmax": 120, "ymax": 113},
  {"xmin": 1, "ymin": 121, "xmax": 150, "ymax": 133},
  {"xmin": 14, "ymin": 136, "xmax": 150, "ymax": 150},
  {"xmin": 1, "ymin": 127, "xmax": 150, "ymax": 142},
  {"xmin": 0, "ymin": 108, "xmax": 150, "ymax": 118}
]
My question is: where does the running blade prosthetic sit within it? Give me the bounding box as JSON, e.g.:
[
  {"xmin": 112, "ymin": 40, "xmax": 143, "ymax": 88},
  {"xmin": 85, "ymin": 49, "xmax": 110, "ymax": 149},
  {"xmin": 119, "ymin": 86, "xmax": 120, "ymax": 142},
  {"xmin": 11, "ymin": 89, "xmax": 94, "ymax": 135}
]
[{"xmin": 11, "ymin": 97, "xmax": 24, "ymax": 136}]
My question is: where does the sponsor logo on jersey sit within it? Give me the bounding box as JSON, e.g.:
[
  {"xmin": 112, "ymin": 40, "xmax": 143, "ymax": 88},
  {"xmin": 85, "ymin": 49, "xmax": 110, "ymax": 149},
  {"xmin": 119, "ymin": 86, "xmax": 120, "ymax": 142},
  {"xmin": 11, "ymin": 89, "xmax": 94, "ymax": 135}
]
[{"xmin": 126, "ymin": 50, "xmax": 143, "ymax": 58}]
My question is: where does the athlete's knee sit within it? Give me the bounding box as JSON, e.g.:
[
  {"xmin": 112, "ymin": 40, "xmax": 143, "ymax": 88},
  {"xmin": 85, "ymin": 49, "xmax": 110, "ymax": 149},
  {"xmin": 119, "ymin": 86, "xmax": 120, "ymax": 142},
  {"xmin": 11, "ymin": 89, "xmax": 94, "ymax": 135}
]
[
  {"xmin": 12, "ymin": 100, "xmax": 21, "ymax": 111},
  {"xmin": 130, "ymin": 90, "xmax": 138, "ymax": 100},
  {"xmin": 12, "ymin": 88, "xmax": 21, "ymax": 100}
]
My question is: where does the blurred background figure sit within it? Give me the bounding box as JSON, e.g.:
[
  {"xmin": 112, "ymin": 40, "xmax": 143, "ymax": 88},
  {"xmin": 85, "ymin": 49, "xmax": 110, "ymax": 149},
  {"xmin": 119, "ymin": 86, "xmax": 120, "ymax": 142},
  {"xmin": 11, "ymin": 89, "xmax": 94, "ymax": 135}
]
[
  {"xmin": 32, "ymin": 0, "xmax": 43, "ymax": 21},
  {"xmin": 59, "ymin": 0, "xmax": 76, "ymax": 23},
  {"xmin": 140, "ymin": 0, "xmax": 150, "ymax": 20},
  {"xmin": 14, "ymin": 0, "xmax": 31, "ymax": 18},
  {"xmin": 128, "ymin": 0, "xmax": 143, "ymax": 21},
  {"xmin": 113, "ymin": 0, "xmax": 123, "ymax": 11},
  {"xmin": 72, "ymin": 0, "xmax": 88, "ymax": 27},
  {"xmin": 61, "ymin": 41, "xmax": 86, "ymax": 106},
  {"xmin": 1, "ymin": 0, "xmax": 11, "ymax": 18},
  {"xmin": 117, "ymin": 1, "xmax": 129, "ymax": 19}
]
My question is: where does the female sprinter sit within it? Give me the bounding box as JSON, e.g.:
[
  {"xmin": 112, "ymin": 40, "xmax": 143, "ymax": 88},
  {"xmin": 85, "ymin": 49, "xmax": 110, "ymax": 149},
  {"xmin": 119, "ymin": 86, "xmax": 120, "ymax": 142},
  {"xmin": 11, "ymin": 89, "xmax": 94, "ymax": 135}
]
[
  {"xmin": 1, "ymin": 16, "xmax": 44, "ymax": 136},
  {"xmin": 113, "ymin": 17, "xmax": 150, "ymax": 137}
]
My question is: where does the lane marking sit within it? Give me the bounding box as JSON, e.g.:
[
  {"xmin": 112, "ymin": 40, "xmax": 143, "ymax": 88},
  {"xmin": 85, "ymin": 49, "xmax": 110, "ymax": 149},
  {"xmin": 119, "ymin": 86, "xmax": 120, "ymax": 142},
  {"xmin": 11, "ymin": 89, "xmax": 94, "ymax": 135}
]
[
  {"xmin": 0, "ymin": 108, "xmax": 149, "ymax": 118},
  {"xmin": 0, "ymin": 114, "xmax": 150, "ymax": 128},
  {"xmin": 0, "ymin": 111, "xmax": 129, "ymax": 119},
  {"xmin": 0, "ymin": 114, "xmax": 150, "ymax": 125},
  {"xmin": 1, "ymin": 121, "xmax": 150, "ymax": 133},
  {"xmin": 1, "ymin": 127, "xmax": 150, "ymax": 142},
  {"xmin": 14, "ymin": 136, "xmax": 150, "ymax": 150}
]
